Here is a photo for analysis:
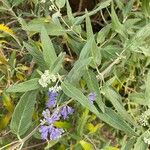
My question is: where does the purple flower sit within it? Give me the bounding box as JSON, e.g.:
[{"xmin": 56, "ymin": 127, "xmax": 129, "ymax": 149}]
[
  {"xmin": 88, "ymin": 92, "xmax": 96, "ymax": 104},
  {"xmin": 39, "ymin": 125, "xmax": 49, "ymax": 140},
  {"xmin": 39, "ymin": 124, "xmax": 64, "ymax": 140},
  {"xmin": 47, "ymin": 110, "xmax": 61, "ymax": 124},
  {"xmin": 42, "ymin": 109, "xmax": 51, "ymax": 121},
  {"xmin": 47, "ymin": 91, "xmax": 58, "ymax": 108},
  {"xmin": 40, "ymin": 87, "xmax": 74, "ymax": 141},
  {"xmin": 61, "ymin": 106, "xmax": 74, "ymax": 119},
  {"xmin": 49, "ymin": 126, "xmax": 64, "ymax": 140}
]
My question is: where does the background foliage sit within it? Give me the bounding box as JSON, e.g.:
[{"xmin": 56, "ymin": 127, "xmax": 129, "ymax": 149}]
[{"xmin": 0, "ymin": 0, "xmax": 150, "ymax": 149}]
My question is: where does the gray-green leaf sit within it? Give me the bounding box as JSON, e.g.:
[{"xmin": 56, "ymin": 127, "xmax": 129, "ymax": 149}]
[
  {"xmin": 145, "ymin": 70, "xmax": 150, "ymax": 108},
  {"xmin": 41, "ymin": 27, "xmax": 57, "ymax": 69},
  {"xmin": 84, "ymin": 69, "xmax": 105, "ymax": 112},
  {"xmin": 6, "ymin": 78, "xmax": 40, "ymax": 93},
  {"xmin": 101, "ymin": 86, "xmax": 137, "ymax": 126},
  {"xmin": 62, "ymin": 82, "xmax": 137, "ymax": 135},
  {"xmin": 133, "ymin": 131, "xmax": 149, "ymax": 150},
  {"xmin": 55, "ymin": 0, "xmax": 66, "ymax": 8},
  {"xmin": 10, "ymin": 90, "xmax": 38, "ymax": 136}
]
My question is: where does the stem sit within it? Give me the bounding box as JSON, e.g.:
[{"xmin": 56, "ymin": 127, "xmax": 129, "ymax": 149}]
[
  {"xmin": 22, "ymin": 126, "xmax": 40, "ymax": 142},
  {"xmin": 83, "ymin": 134, "xmax": 98, "ymax": 150},
  {"xmin": 50, "ymin": 1, "xmax": 86, "ymax": 41},
  {"xmin": 18, "ymin": 142, "xmax": 24, "ymax": 150},
  {"xmin": 96, "ymin": 48, "xmax": 126, "ymax": 80},
  {"xmin": 22, "ymin": 141, "xmax": 47, "ymax": 150},
  {"xmin": 0, "ymin": 140, "xmax": 19, "ymax": 150}
]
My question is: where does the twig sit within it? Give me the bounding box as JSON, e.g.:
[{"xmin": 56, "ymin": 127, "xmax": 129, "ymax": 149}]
[
  {"xmin": 78, "ymin": 0, "xmax": 83, "ymax": 12},
  {"xmin": 28, "ymin": 59, "xmax": 35, "ymax": 76},
  {"xmin": 96, "ymin": 50, "xmax": 125, "ymax": 80},
  {"xmin": 84, "ymin": 134, "xmax": 99, "ymax": 150},
  {"xmin": 22, "ymin": 126, "xmax": 40, "ymax": 142},
  {"xmin": 0, "ymin": 140, "xmax": 19, "ymax": 150},
  {"xmin": 100, "ymin": 10, "xmax": 108, "ymax": 24},
  {"xmin": 22, "ymin": 141, "xmax": 47, "ymax": 150}
]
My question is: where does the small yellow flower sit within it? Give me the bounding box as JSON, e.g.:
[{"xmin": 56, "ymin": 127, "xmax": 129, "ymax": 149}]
[{"xmin": 0, "ymin": 24, "xmax": 14, "ymax": 35}]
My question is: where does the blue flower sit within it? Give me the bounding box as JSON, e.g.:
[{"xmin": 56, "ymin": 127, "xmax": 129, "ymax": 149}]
[
  {"xmin": 49, "ymin": 126, "xmax": 64, "ymax": 140},
  {"xmin": 47, "ymin": 91, "xmax": 58, "ymax": 108},
  {"xmin": 39, "ymin": 124, "xmax": 64, "ymax": 140},
  {"xmin": 39, "ymin": 125, "xmax": 49, "ymax": 140},
  {"xmin": 61, "ymin": 106, "xmax": 74, "ymax": 119},
  {"xmin": 42, "ymin": 109, "xmax": 51, "ymax": 121},
  {"xmin": 40, "ymin": 87, "xmax": 74, "ymax": 141},
  {"xmin": 47, "ymin": 110, "xmax": 61, "ymax": 124},
  {"xmin": 88, "ymin": 92, "xmax": 96, "ymax": 104}
]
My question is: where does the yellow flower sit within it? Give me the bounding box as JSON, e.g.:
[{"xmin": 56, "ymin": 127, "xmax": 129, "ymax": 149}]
[{"xmin": 0, "ymin": 24, "xmax": 14, "ymax": 35}]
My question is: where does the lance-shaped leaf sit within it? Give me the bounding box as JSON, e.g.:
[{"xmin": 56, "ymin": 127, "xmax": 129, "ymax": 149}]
[
  {"xmin": 50, "ymin": 52, "xmax": 65, "ymax": 74},
  {"xmin": 62, "ymin": 82, "xmax": 137, "ymax": 135},
  {"xmin": 24, "ymin": 42, "xmax": 48, "ymax": 71},
  {"xmin": 101, "ymin": 86, "xmax": 137, "ymax": 126},
  {"xmin": 84, "ymin": 69, "xmax": 105, "ymax": 112},
  {"xmin": 145, "ymin": 70, "xmax": 150, "ymax": 107},
  {"xmin": 10, "ymin": 90, "xmax": 38, "ymax": 136},
  {"xmin": 41, "ymin": 27, "xmax": 57, "ymax": 69},
  {"xmin": 67, "ymin": 58, "xmax": 92, "ymax": 84},
  {"xmin": 133, "ymin": 131, "xmax": 149, "ymax": 150},
  {"xmin": 6, "ymin": 78, "xmax": 40, "ymax": 93},
  {"xmin": 121, "ymin": 137, "xmax": 136, "ymax": 150},
  {"xmin": 74, "ymin": 0, "xmax": 112, "ymax": 25}
]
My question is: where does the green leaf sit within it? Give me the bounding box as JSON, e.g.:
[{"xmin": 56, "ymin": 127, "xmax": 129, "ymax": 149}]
[
  {"xmin": 130, "ymin": 23, "xmax": 150, "ymax": 46},
  {"xmin": 104, "ymin": 146, "xmax": 119, "ymax": 150},
  {"xmin": 66, "ymin": 0, "xmax": 74, "ymax": 23},
  {"xmin": 123, "ymin": 0, "xmax": 135, "ymax": 20},
  {"xmin": 62, "ymin": 82, "xmax": 137, "ymax": 135},
  {"xmin": 54, "ymin": 121, "xmax": 71, "ymax": 129},
  {"xmin": 67, "ymin": 58, "xmax": 92, "ymax": 84},
  {"xmin": 79, "ymin": 140, "xmax": 94, "ymax": 150},
  {"xmin": 62, "ymin": 81, "xmax": 100, "ymax": 114},
  {"xmin": 74, "ymin": 0, "xmax": 112, "ymax": 25},
  {"xmin": 121, "ymin": 137, "xmax": 136, "ymax": 150},
  {"xmin": 97, "ymin": 24, "xmax": 111, "ymax": 44},
  {"xmin": 101, "ymin": 86, "xmax": 137, "ymax": 126},
  {"xmin": 41, "ymin": 27, "xmax": 57, "ymax": 68},
  {"xmin": 55, "ymin": 0, "xmax": 66, "ymax": 8},
  {"xmin": 133, "ymin": 131, "xmax": 149, "ymax": 150},
  {"xmin": 145, "ymin": 70, "xmax": 150, "ymax": 107},
  {"xmin": 10, "ymin": 90, "xmax": 38, "ymax": 136},
  {"xmin": 79, "ymin": 39, "xmax": 93, "ymax": 60},
  {"xmin": 11, "ymin": 0, "xmax": 24, "ymax": 6},
  {"xmin": 80, "ymin": 38, "xmax": 101, "ymax": 68},
  {"xmin": 86, "ymin": 11, "xmax": 94, "ymax": 40},
  {"xmin": 102, "ymin": 108, "xmax": 137, "ymax": 135},
  {"xmin": 111, "ymin": 2, "xmax": 126, "ymax": 38},
  {"xmin": 87, "ymin": 123, "xmax": 101, "ymax": 133},
  {"xmin": 142, "ymin": 0, "xmax": 150, "ymax": 17},
  {"xmin": 45, "ymin": 140, "xmax": 59, "ymax": 150},
  {"xmin": 90, "ymin": 38, "xmax": 101, "ymax": 67},
  {"xmin": 77, "ymin": 109, "xmax": 89, "ymax": 137},
  {"xmin": 22, "ymin": 18, "xmax": 65, "ymax": 36},
  {"xmin": 84, "ymin": 69, "xmax": 105, "ymax": 112},
  {"xmin": 114, "ymin": 0, "xmax": 124, "ymax": 9},
  {"xmin": 128, "ymin": 92, "xmax": 146, "ymax": 105},
  {"xmin": 66, "ymin": 35, "xmax": 84, "ymax": 55},
  {"xmin": 23, "ymin": 42, "xmax": 48, "ymax": 71},
  {"xmin": 6, "ymin": 78, "xmax": 40, "ymax": 93},
  {"xmin": 50, "ymin": 52, "xmax": 65, "ymax": 74},
  {"xmin": 101, "ymin": 44, "xmax": 121, "ymax": 60}
]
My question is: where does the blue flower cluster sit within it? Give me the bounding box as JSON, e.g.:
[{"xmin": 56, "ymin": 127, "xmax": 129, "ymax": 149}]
[
  {"xmin": 47, "ymin": 90, "xmax": 58, "ymax": 108},
  {"xmin": 39, "ymin": 88, "xmax": 74, "ymax": 140}
]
